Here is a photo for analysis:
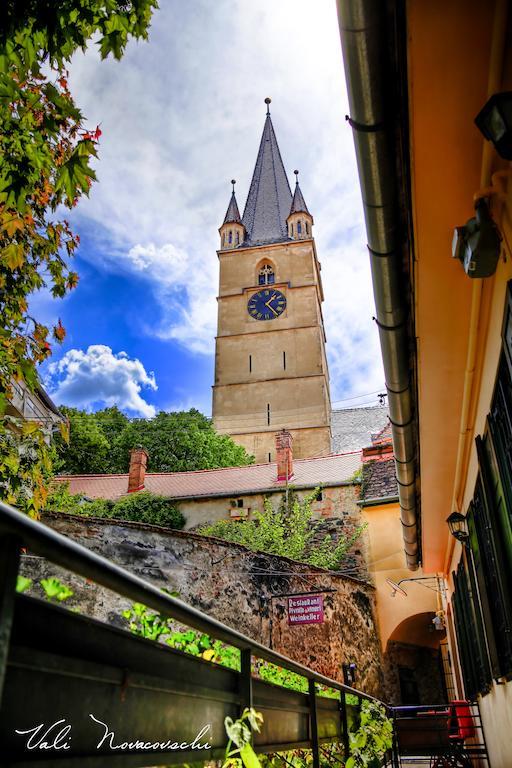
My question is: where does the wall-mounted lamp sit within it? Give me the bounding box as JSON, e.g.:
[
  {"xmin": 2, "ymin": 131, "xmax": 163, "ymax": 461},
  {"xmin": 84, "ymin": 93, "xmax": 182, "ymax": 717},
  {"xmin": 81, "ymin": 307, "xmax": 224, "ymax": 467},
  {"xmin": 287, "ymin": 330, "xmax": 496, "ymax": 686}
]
[
  {"xmin": 452, "ymin": 198, "xmax": 501, "ymax": 278},
  {"xmin": 386, "ymin": 576, "xmax": 446, "ymax": 598},
  {"xmin": 475, "ymin": 91, "xmax": 512, "ymax": 160},
  {"xmin": 432, "ymin": 611, "xmax": 446, "ymax": 631},
  {"xmin": 446, "ymin": 511, "xmax": 469, "ymax": 543},
  {"xmin": 342, "ymin": 662, "xmax": 357, "ymax": 687}
]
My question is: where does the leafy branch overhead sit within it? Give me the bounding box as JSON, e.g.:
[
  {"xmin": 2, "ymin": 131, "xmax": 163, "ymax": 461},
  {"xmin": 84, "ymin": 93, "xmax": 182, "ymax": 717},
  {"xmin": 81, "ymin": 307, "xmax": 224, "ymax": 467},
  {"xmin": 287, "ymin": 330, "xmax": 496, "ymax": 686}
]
[{"xmin": 0, "ymin": 2, "xmax": 157, "ymax": 514}]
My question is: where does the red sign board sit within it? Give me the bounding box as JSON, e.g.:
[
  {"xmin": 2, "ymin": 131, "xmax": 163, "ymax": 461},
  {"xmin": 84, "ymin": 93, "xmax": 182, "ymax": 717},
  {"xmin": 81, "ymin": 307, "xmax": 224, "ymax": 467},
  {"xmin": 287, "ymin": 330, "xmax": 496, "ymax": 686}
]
[{"xmin": 287, "ymin": 594, "xmax": 324, "ymax": 625}]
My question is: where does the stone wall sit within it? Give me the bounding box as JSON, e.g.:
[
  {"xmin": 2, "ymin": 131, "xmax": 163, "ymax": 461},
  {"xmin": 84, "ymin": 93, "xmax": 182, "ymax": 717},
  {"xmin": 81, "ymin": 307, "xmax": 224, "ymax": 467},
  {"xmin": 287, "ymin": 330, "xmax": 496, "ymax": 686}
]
[
  {"xmin": 21, "ymin": 511, "xmax": 384, "ymax": 697},
  {"xmin": 382, "ymin": 642, "xmax": 446, "ymax": 705}
]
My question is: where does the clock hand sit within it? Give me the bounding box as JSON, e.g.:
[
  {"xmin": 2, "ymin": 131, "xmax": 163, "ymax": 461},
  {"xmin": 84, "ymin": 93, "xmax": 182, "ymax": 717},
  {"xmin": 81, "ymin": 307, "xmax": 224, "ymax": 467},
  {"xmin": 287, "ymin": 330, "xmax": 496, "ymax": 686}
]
[{"xmin": 265, "ymin": 302, "xmax": 279, "ymax": 316}]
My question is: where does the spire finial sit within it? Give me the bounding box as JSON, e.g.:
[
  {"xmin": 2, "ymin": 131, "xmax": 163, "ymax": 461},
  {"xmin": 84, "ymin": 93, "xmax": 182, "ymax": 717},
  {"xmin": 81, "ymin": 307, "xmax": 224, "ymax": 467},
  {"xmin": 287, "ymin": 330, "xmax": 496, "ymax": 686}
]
[
  {"xmin": 231, "ymin": 179, "xmax": 236, "ymax": 193},
  {"xmin": 294, "ymin": 169, "xmax": 299, "ymax": 185},
  {"xmin": 265, "ymin": 97, "xmax": 271, "ymax": 115}
]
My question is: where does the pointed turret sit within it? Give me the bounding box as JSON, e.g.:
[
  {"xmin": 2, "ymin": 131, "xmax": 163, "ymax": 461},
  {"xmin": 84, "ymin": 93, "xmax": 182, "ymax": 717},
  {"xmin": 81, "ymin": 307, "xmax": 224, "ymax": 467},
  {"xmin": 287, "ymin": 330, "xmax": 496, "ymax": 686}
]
[
  {"xmin": 241, "ymin": 98, "xmax": 292, "ymax": 246},
  {"xmin": 219, "ymin": 180, "xmax": 245, "ymax": 249},
  {"xmin": 287, "ymin": 170, "xmax": 313, "ymax": 240}
]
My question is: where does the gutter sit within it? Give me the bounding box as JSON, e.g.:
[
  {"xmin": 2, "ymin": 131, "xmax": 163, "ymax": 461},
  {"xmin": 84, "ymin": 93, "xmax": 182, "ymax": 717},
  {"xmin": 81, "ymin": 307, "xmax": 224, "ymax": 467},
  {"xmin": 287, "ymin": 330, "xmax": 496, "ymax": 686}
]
[
  {"xmin": 357, "ymin": 495, "xmax": 399, "ymax": 509},
  {"xmin": 337, "ymin": 0, "xmax": 419, "ymax": 569}
]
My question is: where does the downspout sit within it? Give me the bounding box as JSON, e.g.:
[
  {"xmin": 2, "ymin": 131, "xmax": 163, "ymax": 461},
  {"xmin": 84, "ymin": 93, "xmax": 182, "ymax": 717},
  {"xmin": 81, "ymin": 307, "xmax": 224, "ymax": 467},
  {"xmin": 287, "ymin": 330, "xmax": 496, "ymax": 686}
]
[{"xmin": 337, "ymin": 0, "xmax": 419, "ymax": 569}]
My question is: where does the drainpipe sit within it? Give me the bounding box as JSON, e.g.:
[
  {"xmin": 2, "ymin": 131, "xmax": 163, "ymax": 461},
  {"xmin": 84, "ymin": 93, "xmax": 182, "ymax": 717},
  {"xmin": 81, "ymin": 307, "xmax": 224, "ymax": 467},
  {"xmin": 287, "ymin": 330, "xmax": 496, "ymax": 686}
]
[{"xmin": 337, "ymin": 0, "xmax": 419, "ymax": 569}]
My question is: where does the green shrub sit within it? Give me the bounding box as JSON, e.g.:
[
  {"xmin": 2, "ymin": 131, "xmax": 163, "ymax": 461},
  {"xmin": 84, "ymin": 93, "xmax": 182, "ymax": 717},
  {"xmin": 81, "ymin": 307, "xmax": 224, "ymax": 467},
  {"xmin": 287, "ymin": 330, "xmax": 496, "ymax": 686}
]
[
  {"xmin": 111, "ymin": 491, "xmax": 185, "ymax": 528},
  {"xmin": 200, "ymin": 489, "xmax": 365, "ymax": 570},
  {"xmin": 47, "ymin": 486, "xmax": 185, "ymax": 529}
]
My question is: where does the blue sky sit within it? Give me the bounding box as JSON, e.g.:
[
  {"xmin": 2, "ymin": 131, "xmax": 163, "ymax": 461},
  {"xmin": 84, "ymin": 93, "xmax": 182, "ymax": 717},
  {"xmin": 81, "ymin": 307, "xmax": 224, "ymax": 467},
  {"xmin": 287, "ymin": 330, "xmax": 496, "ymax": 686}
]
[{"xmin": 39, "ymin": 0, "xmax": 385, "ymax": 418}]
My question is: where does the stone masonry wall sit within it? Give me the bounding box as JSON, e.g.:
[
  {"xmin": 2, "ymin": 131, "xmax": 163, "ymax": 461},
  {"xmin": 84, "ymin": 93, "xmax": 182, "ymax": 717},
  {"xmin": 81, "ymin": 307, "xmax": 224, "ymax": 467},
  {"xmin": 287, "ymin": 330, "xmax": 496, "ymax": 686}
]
[{"xmin": 20, "ymin": 511, "xmax": 384, "ymax": 697}]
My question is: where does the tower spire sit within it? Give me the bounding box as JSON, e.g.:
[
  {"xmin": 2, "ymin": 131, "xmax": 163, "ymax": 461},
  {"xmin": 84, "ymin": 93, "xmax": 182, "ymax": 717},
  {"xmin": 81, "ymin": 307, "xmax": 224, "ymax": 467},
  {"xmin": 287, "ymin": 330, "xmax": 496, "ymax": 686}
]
[
  {"xmin": 219, "ymin": 179, "xmax": 245, "ymax": 249},
  {"xmin": 241, "ymin": 99, "xmax": 292, "ymax": 246},
  {"xmin": 289, "ymin": 170, "xmax": 311, "ymax": 215},
  {"xmin": 223, "ymin": 179, "xmax": 242, "ymax": 224}
]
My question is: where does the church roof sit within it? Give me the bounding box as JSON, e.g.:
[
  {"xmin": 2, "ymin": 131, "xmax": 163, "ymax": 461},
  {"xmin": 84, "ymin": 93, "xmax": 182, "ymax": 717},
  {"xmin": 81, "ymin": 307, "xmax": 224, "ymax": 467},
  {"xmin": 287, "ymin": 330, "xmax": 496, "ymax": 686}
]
[
  {"xmin": 242, "ymin": 107, "xmax": 292, "ymax": 246},
  {"xmin": 289, "ymin": 175, "xmax": 310, "ymax": 216},
  {"xmin": 223, "ymin": 189, "xmax": 242, "ymax": 225},
  {"xmin": 331, "ymin": 406, "xmax": 390, "ymax": 453}
]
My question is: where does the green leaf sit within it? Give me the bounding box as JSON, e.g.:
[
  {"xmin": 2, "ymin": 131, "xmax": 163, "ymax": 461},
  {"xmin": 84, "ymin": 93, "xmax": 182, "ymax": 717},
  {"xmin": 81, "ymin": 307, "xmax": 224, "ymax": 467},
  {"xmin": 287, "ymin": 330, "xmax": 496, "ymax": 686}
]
[
  {"xmin": 224, "ymin": 717, "xmax": 251, "ymax": 748},
  {"xmin": 239, "ymin": 743, "xmax": 262, "ymax": 768},
  {"xmin": 2, "ymin": 243, "xmax": 25, "ymax": 270},
  {"xmin": 16, "ymin": 575, "xmax": 32, "ymax": 593}
]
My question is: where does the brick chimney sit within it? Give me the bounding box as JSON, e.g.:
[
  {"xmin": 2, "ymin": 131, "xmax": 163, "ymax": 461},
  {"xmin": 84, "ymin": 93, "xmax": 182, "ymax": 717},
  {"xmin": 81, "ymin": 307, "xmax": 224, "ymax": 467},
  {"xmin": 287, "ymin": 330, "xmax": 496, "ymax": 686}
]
[
  {"xmin": 276, "ymin": 429, "xmax": 293, "ymax": 481},
  {"xmin": 128, "ymin": 446, "xmax": 148, "ymax": 492}
]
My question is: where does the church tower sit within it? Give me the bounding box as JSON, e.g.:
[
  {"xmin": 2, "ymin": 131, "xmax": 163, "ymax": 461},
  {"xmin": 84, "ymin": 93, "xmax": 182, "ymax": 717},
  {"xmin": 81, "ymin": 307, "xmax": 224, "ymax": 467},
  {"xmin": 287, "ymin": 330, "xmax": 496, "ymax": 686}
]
[{"xmin": 212, "ymin": 100, "xmax": 331, "ymax": 463}]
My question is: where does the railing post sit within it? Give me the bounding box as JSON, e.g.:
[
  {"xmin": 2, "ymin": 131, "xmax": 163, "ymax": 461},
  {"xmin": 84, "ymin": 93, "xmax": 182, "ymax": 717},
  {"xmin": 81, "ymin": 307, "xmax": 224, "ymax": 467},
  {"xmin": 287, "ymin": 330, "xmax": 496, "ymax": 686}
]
[
  {"xmin": 340, "ymin": 691, "xmax": 350, "ymax": 760},
  {"xmin": 390, "ymin": 707, "xmax": 400, "ymax": 768},
  {"xmin": 0, "ymin": 535, "xmax": 21, "ymax": 703},
  {"xmin": 240, "ymin": 647, "xmax": 253, "ymax": 713},
  {"xmin": 308, "ymin": 679, "xmax": 320, "ymax": 768}
]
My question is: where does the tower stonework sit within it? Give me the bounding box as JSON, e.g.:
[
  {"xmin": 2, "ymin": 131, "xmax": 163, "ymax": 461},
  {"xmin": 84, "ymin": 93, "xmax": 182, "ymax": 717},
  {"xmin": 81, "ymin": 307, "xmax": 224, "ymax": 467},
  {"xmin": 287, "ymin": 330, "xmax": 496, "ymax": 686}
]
[{"xmin": 212, "ymin": 102, "xmax": 331, "ymax": 463}]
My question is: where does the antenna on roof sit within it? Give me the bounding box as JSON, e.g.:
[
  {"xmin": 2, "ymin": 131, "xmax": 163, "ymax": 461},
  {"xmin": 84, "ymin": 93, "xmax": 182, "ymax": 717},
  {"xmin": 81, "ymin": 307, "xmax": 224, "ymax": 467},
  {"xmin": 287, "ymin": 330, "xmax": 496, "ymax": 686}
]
[
  {"xmin": 231, "ymin": 179, "xmax": 236, "ymax": 193},
  {"xmin": 294, "ymin": 169, "xmax": 299, "ymax": 184},
  {"xmin": 265, "ymin": 97, "xmax": 271, "ymax": 114}
]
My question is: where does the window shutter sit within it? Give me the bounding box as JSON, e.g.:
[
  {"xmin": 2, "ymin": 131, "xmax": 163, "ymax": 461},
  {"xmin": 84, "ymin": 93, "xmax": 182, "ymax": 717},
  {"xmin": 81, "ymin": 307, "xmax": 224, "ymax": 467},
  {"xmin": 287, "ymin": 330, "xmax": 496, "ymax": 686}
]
[
  {"xmin": 475, "ymin": 437, "xmax": 512, "ymax": 677},
  {"xmin": 452, "ymin": 562, "xmax": 490, "ymax": 699},
  {"xmin": 467, "ymin": 503, "xmax": 500, "ymax": 678}
]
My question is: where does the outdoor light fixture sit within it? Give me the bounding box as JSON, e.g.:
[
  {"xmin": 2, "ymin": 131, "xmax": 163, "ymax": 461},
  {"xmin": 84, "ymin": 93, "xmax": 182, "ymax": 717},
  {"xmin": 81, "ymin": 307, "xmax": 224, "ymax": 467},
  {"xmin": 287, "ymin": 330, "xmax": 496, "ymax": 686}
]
[
  {"xmin": 475, "ymin": 91, "xmax": 512, "ymax": 160},
  {"xmin": 342, "ymin": 662, "xmax": 357, "ymax": 687},
  {"xmin": 432, "ymin": 611, "xmax": 446, "ymax": 631},
  {"xmin": 386, "ymin": 578, "xmax": 408, "ymax": 598},
  {"xmin": 452, "ymin": 198, "xmax": 501, "ymax": 278},
  {"xmin": 446, "ymin": 511, "xmax": 469, "ymax": 543},
  {"xmin": 386, "ymin": 576, "xmax": 446, "ymax": 598}
]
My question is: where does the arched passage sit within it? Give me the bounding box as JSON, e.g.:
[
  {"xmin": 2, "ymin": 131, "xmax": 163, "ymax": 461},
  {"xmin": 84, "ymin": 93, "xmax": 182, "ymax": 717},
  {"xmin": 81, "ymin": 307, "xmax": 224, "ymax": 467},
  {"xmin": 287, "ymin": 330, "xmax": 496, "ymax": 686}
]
[{"xmin": 383, "ymin": 611, "xmax": 450, "ymax": 706}]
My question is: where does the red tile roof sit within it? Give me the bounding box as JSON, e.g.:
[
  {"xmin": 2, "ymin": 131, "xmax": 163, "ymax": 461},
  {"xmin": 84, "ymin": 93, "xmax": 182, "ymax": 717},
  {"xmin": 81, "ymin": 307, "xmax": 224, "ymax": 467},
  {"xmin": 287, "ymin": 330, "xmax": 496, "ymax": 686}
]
[{"xmin": 56, "ymin": 451, "xmax": 362, "ymax": 501}]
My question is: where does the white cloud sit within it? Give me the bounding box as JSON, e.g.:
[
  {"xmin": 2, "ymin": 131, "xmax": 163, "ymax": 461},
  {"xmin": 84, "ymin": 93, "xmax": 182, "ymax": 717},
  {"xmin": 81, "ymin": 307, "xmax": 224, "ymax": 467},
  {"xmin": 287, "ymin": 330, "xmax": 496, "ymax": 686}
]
[
  {"xmin": 47, "ymin": 345, "xmax": 157, "ymax": 417},
  {"xmin": 60, "ymin": 0, "xmax": 384, "ymax": 401}
]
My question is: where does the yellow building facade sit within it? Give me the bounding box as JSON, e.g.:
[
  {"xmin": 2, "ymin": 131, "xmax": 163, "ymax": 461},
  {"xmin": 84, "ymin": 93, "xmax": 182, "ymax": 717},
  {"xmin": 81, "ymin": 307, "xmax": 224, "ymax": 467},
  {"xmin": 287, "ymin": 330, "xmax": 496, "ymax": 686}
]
[
  {"xmin": 339, "ymin": 0, "xmax": 512, "ymax": 763},
  {"xmin": 212, "ymin": 103, "xmax": 331, "ymax": 464}
]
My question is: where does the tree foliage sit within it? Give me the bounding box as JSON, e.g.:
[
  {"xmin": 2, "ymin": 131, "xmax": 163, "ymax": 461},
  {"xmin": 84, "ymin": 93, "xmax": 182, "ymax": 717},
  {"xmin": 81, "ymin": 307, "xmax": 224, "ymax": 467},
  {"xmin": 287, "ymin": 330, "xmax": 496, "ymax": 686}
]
[
  {"xmin": 54, "ymin": 407, "xmax": 254, "ymax": 474},
  {"xmin": 200, "ymin": 490, "xmax": 366, "ymax": 571},
  {"xmin": 0, "ymin": 1, "xmax": 157, "ymax": 514}
]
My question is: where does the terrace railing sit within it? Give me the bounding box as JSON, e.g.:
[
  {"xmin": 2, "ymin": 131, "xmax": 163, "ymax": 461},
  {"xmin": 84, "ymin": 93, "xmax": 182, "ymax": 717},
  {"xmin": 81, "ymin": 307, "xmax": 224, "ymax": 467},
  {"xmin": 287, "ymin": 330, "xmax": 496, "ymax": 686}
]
[{"xmin": 0, "ymin": 499, "xmax": 387, "ymax": 767}]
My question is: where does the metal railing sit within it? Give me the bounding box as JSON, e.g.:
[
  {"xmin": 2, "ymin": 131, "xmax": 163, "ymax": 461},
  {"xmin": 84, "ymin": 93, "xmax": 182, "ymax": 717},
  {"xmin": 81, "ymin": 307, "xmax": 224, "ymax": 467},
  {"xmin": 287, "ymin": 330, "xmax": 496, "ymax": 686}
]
[
  {"xmin": 0, "ymin": 499, "xmax": 386, "ymax": 767},
  {"xmin": 390, "ymin": 703, "xmax": 489, "ymax": 767}
]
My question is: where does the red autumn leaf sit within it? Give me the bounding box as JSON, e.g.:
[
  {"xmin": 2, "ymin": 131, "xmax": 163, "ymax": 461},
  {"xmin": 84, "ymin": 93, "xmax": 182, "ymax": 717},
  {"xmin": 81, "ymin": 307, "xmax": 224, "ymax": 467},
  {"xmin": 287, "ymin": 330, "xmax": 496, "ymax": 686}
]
[{"xmin": 53, "ymin": 320, "xmax": 66, "ymax": 343}]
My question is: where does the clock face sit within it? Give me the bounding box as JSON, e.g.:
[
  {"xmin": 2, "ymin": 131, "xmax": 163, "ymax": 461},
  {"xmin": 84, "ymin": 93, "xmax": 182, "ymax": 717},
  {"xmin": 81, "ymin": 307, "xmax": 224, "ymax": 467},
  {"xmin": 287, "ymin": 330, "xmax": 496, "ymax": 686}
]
[{"xmin": 247, "ymin": 288, "xmax": 287, "ymax": 321}]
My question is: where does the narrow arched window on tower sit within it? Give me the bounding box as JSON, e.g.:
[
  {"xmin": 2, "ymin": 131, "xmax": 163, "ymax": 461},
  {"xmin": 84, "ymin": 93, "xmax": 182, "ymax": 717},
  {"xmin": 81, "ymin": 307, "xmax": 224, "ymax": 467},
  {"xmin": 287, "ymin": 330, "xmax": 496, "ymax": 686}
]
[
  {"xmin": 267, "ymin": 403, "xmax": 271, "ymax": 426},
  {"xmin": 258, "ymin": 263, "xmax": 275, "ymax": 285},
  {"xmin": 235, "ymin": 231, "xmax": 239, "ymax": 244},
  {"xmin": 290, "ymin": 223, "xmax": 294, "ymax": 236},
  {"xmin": 297, "ymin": 221, "xmax": 302, "ymax": 235},
  {"xmin": 222, "ymin": 233, "xmax": 225, "ymax": 246},
  {"xmin": 305, "ymin": 221, "xmax": 309, "ymax": 234},
  {"xmin": 228, "ymin": 230, "xmax": 233, "ymax": 244}
]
